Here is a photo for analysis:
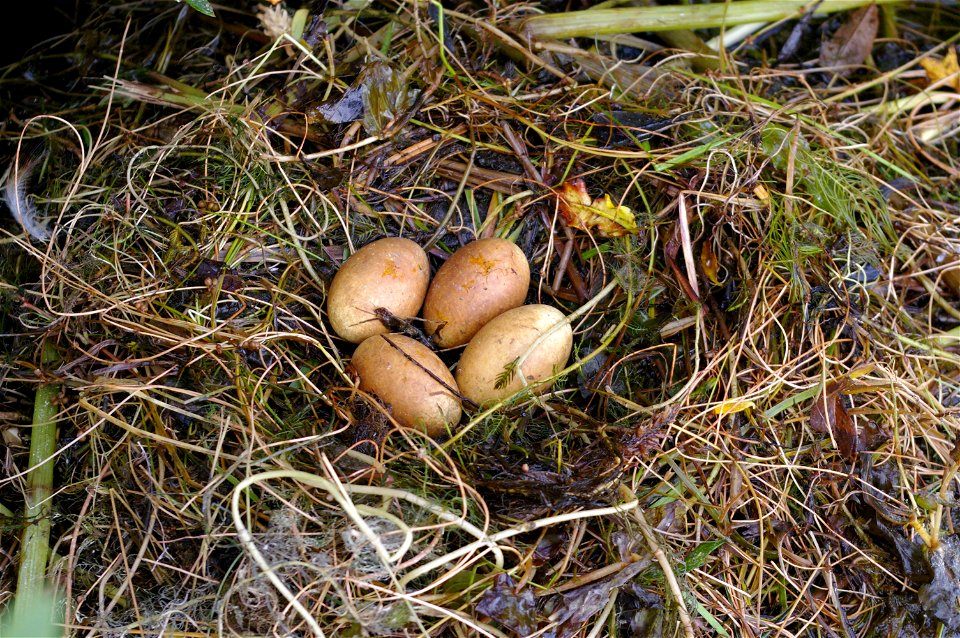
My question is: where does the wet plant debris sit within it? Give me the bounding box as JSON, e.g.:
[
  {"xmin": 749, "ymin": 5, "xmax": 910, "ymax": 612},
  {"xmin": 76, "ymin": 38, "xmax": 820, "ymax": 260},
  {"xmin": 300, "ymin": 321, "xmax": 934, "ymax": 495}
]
[{"xmin": 2, "ymin": 1, "xmax": 960, "ymax": 636}]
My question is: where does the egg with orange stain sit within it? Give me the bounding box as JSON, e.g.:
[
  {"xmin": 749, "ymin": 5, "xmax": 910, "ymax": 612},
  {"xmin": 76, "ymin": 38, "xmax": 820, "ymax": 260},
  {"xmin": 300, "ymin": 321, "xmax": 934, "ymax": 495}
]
[
  {"xmin": 327, "ymin": 238, "xmax": 430, "ymax": 343},
  {"xmin": 422, "ymin": 238, "xmax": 530, "ymax": 348}
]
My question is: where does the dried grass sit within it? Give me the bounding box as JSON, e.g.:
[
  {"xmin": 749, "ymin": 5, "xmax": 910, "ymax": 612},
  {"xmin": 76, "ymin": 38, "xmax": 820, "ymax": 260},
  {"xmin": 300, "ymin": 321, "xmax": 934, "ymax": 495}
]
[{"xmin": 2, "ymin": 1, "xmax": 960, "ymax": 636}]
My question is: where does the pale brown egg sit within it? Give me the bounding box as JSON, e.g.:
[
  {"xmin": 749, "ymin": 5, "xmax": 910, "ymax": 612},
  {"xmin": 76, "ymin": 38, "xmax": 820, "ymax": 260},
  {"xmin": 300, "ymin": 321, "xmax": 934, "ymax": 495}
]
[
  {"xmin": 352, "ymin": 333, "xmax": 462, "ymax": 436},
  {"xmin": 327, "ymin": 238, "xmax": 429, "ymax": 343},
  {"xmin": 455, "ymin": 304, "xmax": 572, "ymax": 405},
  {"xmin": 422, "ymin": 238, "xmax": 530, "ymax": 348}
]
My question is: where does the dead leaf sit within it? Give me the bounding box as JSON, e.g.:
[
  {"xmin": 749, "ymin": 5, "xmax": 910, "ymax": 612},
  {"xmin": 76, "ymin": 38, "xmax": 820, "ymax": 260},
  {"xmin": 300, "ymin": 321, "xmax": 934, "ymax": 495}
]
[
  {"xmin": 557, "ymin": 179, "xmax": 638, "ymax": 237},
  {"xmin": 831, "ymin": 399, "xmax": 858, "ymax": 461},
  {"xmin": 920, "ymin": 535, "xmax": 960, "ymax": 631},
  {"xmin": 661, "ymin": 220, "xmax": 699, "ymax": 302},
  {"xmin": 664, "ymin": 218, "xmax": 681, "ymax": 262},
  {"xmin": 476, "ymin": 573, "xmax": 538, "ymax": 636},
  {"xmin": 810, "ymin": 381, "xmax": 859, "ymax": 461},
  {"xmin": 548, "ymin": 559, "xmax": 651, "ymax": 637},
  {"xmin": 819, "ymin": 4, "xmax": 879, "ymax": 75},
  {"xmin": 362, "ymin": 63, "xmax": 418, "ymax": 136},
  {"xmin": 713, "ymin": 398, "xmax": 754, "ymax": 416},
  {"xmin": 309, "ymin": 86, "xmax": 364, "ymax": 124},
  {"xmin": 533, "ymin": 530, "xmax": 566, "ymax": 567},
  {"xmin": 1, "ymin": 425, "xmax": 22, "ymax": 447},
  {"xmin": 920, "ymin": 47, "xmax": 960, "ymax": 92},
  {"xmin": 700, "ymin": 241, "xmax": 720, "ymax": 285},
  {"xmin": 810, "ymin": 384, "xmax": 839, "ymax": 437},
  {"xmin": 307, "ymin": 61, "xmax": 418, "ymax": 135},
  {"xmin": 862, "ymin": 419, "xmax": 890, "ymax": 450},
  {"xmin": 848, "ymin": 363, "xmax": 876, "ymax": 379},
  {"xmin": 753, "ymin": 183, "xmax": 770, "ymax": 205}
]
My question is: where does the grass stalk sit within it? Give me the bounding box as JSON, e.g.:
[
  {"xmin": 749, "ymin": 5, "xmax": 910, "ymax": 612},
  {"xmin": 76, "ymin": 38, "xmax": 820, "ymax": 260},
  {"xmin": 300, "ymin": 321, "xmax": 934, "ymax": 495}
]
[
  {"xmin": 12, "ymin": 340, "xmax": 61, "ymax": 625},
  {"xmin": 657, "ymin": 29, "xmax": 723, "ymax": 71},
  {"xmin": 520, "ymin": 0, "xmax": 901, "ymax": 40}
]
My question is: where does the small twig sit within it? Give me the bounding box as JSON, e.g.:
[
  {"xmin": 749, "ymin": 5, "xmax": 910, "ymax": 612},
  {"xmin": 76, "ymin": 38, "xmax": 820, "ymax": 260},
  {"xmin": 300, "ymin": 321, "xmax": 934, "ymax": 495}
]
[
  {"xmin": 623, "ymin": 484, "xmax": 695, "ymax": 638},
  {"xmin": 379, "ymin": 335, "xmax": 480, "ymax": 410},
  {"xmin": 500, "ymin": 122, "xmax": 542, "ymax": 184},
  {"xmin": 552, "ymin": 237, "xmax": 575, "ymax": 293}
]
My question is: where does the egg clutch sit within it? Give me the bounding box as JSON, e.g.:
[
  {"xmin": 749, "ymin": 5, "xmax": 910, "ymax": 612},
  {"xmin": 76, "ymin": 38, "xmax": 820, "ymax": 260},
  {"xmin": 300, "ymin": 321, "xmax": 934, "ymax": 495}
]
[{"xmin": 326, "ymin": 237, "xmax": 573, "ymax": 436}]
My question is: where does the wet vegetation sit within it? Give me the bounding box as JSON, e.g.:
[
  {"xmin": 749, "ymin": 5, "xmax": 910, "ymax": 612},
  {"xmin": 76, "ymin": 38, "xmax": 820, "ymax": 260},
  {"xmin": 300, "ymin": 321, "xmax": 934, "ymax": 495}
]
[{"xmin": 2, "ymin": 0, "xmax": 960, "ymax": 636}]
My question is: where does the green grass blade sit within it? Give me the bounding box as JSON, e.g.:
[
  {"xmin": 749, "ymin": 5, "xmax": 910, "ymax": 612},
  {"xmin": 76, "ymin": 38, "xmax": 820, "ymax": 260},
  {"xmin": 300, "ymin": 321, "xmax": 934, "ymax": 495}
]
[
  {"xmin": 12, "ymin": 341, "xmax": 61, "ymax": 628},
  {"xmin": 521, "ymin": 0, "xmax": 902, "ymax": 40}
]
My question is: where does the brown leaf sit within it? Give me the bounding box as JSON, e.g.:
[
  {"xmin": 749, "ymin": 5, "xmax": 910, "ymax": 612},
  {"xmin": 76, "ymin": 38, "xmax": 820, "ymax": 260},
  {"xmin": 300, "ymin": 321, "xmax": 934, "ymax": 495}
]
[
  {"xmin": 819, "ymin": 4, "xmax": 878, "ymax": 75},
  {"xmin": 810, "ymin": 381, "xmax": 860, "ymax": 461},
  {"xmin": 532, "ymin": 530, "xmax": 566, "ymax": 567},
  {"xmin": 862, "ymin": 419, "xmax": 890, "ymax": 451},
  {"xmin": 663, "ymin": 220, "xmax": 699, "ymax": 302},
  {"xmin": 476, "ymin": 573, "xmax": 538, "ymax": 635},
  {"xmin": 665, "ymin": 218, "xmax": 682, "ymax": 261},
  {"xmin": 832, "ymin": 399, "xmax": 858, "ymax": 461}
]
